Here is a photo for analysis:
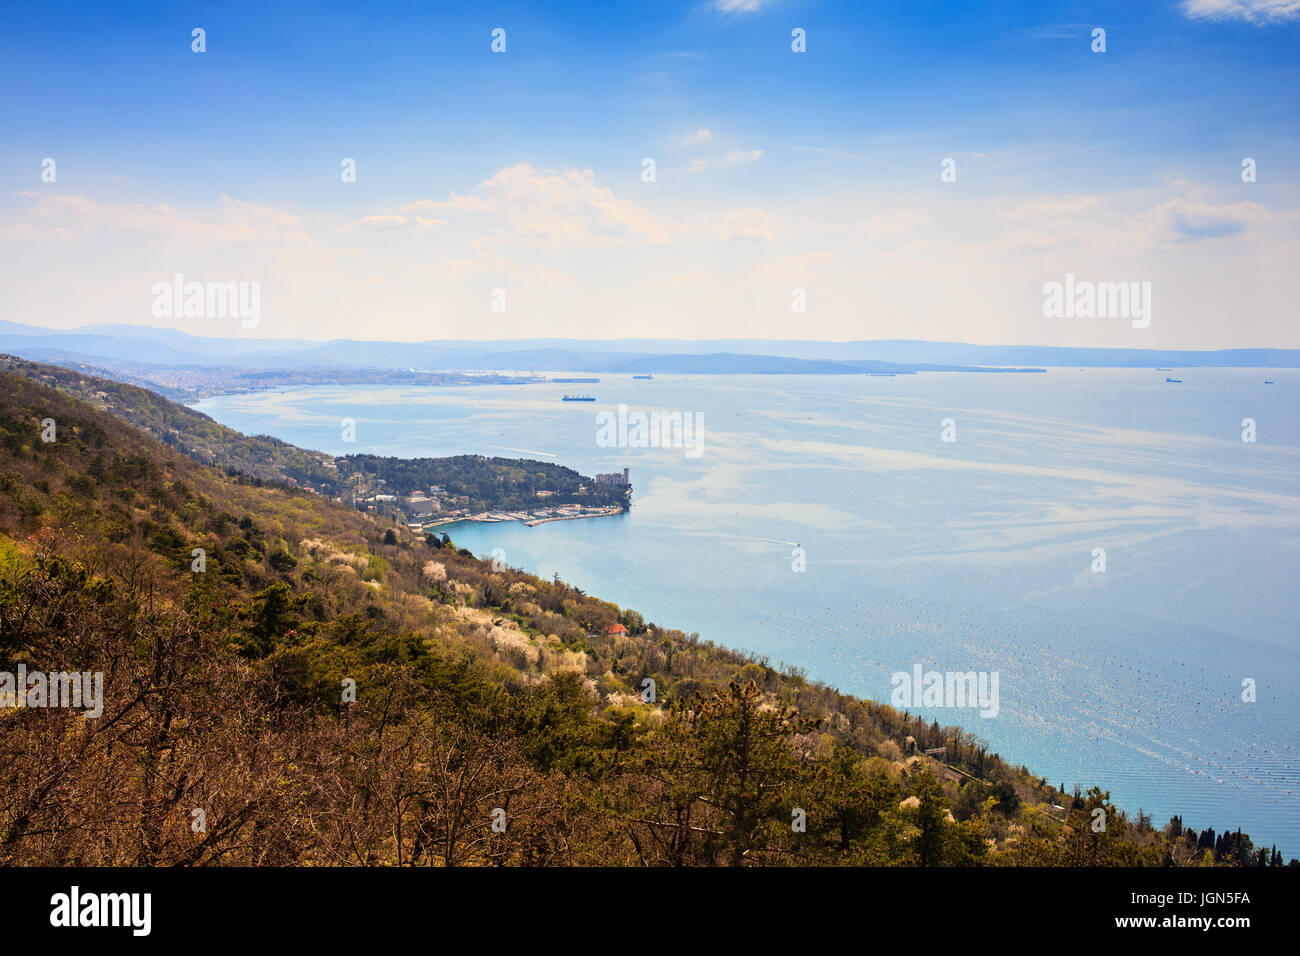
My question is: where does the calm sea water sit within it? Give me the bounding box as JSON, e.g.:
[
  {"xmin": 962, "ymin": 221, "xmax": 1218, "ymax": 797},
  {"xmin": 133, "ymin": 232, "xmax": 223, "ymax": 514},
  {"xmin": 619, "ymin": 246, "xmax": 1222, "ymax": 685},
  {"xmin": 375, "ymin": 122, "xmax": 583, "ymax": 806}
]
[{"xmin": 196, "ymin": 370, "xmax": 1300, "ymax": 855}]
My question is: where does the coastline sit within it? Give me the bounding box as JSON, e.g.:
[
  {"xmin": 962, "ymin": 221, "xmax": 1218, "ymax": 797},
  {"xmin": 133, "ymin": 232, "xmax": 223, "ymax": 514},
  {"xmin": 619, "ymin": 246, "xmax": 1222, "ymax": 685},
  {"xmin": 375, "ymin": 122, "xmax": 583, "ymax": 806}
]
[
  {"xmin": 183, "ymin": 373, "xmax": 1300, "ymax": 857},
  {"xmin": 523, "ymin": 506, "xmax": 624, "ymax": 526},
  {"xmin": 422, "ymin": 505, "xmax": 625, "ymax": 532}
]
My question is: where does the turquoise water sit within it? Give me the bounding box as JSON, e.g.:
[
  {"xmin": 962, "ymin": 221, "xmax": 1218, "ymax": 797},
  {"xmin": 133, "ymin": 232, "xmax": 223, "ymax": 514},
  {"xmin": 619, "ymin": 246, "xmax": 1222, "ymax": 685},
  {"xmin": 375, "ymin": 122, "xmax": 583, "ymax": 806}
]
[{"xmin": 196, "ymin": 369, "xmax": 1300, "ymax": 855}]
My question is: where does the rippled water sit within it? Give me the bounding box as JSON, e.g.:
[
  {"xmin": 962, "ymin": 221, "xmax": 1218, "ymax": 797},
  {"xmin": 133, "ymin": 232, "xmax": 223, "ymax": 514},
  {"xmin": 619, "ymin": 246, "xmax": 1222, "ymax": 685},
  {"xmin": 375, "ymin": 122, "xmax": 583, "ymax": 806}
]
[{"xmin": 196, "ymin": 369, "xmax": 1300, "ymax": 856}]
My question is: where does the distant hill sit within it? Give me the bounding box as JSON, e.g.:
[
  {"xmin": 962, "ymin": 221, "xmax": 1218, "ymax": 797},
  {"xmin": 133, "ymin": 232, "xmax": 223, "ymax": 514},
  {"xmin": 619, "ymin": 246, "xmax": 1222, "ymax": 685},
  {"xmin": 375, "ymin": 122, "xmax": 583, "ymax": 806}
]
[
  {"xmin": 0, "ymin": 355, "xmax": 627, "ymax": 515},
  {"xmin": 2, "ymin": 320, "xmax": 1294, "ymax": 373}
]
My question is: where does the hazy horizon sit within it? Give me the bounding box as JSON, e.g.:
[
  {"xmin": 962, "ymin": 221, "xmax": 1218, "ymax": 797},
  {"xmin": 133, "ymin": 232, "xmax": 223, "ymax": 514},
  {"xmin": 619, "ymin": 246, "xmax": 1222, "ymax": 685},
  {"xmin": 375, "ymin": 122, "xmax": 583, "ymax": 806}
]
[{"xmin": 6, "ymin": 318, "xmax": 1300, "ymax": 354}]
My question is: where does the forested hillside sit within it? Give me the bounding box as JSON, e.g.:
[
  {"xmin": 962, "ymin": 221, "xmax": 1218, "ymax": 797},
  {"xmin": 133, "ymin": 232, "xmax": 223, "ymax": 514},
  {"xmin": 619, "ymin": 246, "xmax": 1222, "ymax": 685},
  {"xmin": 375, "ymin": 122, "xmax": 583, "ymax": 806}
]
[
  {"xmin": 0, "ymin": 364, "xmax": 1289, "ymax": 866},
  {"xmin": 0, "ymin": 356, "xmax": 626, "ymax": 511}
]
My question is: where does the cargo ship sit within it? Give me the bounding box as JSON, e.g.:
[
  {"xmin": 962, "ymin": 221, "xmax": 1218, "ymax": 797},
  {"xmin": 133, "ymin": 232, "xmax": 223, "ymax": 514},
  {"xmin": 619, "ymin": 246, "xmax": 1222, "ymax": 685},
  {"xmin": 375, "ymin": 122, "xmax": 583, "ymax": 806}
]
[
  {"xmin": 632, "ymin": 374, "xmax": 654, "ymax": 380},
  {"xmin": 562, "ymin": 395, "xmax": 596, "ymax": 402},
  {"xmin": 1165, "ymin": 377, "xmax": 1182, "ymax": 383}
]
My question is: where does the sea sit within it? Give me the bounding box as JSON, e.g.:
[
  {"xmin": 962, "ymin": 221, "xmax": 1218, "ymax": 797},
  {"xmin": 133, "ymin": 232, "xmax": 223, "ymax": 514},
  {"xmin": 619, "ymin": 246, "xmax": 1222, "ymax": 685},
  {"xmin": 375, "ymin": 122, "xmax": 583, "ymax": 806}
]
[{"xmin": 194, "ymin": 369, "xmax": 1300, "ymax": 856}]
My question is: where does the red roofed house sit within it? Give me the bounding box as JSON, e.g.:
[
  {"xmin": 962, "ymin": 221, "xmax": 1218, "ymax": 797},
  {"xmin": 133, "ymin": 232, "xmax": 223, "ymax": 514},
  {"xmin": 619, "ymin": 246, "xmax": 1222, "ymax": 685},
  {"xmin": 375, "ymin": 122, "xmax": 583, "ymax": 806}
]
[{"xmin": 605, "ymin": 623, "xmax": 628, "ymax": 636}]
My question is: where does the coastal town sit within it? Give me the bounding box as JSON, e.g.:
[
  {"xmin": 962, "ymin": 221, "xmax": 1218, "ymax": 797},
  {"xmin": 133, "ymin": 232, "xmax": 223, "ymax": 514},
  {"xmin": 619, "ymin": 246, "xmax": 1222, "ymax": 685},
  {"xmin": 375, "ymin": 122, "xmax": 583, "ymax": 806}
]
[{"xmin": 349, "ymin": 466, "xmax": 632, "ymax": 533}]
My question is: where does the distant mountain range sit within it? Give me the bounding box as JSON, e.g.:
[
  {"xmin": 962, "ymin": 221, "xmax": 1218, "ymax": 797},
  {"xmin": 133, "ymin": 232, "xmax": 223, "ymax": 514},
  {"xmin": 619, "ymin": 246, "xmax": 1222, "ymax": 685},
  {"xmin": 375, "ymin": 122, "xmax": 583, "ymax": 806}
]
[{"xmin": 2, "ymin": 320, "xmax": 1296, "ymax": 376}]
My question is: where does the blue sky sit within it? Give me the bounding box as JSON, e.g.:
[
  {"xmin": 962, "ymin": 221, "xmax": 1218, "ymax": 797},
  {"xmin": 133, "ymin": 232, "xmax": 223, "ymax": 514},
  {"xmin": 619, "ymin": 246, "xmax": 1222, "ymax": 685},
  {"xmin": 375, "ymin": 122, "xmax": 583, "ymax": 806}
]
[{"xmin": 2, "ymin": 0, "xmax": 1298, "ymax": 346}]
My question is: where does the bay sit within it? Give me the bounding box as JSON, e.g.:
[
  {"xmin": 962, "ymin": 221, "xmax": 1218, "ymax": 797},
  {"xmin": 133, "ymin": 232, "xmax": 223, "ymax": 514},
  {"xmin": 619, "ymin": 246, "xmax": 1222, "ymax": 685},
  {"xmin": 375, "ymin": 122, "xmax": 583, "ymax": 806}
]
[{"xmin": 195, "ymin": 368, "xmax": 1300, "ymax": 856}]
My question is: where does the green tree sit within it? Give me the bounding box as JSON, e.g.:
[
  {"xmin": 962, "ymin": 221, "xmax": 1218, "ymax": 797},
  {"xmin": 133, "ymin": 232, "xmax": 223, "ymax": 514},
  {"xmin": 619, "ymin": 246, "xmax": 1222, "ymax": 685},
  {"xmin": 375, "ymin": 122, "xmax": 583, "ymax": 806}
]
[
  {"xmin": 806, "ymin": 746, "xmax": 893, "ymax": 857},
  {"xmin": 625, "ymin": 681, "xmax": 816, "ymax": 865}
]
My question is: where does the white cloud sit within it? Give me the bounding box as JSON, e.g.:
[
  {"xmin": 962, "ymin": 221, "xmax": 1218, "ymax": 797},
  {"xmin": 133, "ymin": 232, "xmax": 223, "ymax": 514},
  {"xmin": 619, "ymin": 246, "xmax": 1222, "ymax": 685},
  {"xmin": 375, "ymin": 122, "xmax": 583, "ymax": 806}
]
[
  {"xmin": 4, "ymin": 171, "xmax": 1297, "ymax": 348},
  {"xmin": 383, "ymin": 162, "xmax": 774, "ymax": 247},
  {"xmin": 1180, "ymin": 0, "xmax": 1300, "ymax": 23},
  {"xmin": 669, "ymin": 127, "xmax": 713, "ymax": 148},
  {"xmin": 712, "ymin": 0, "xmax": 769, "ymax": 12},
  {"xmin": 861, "ymin": 209, "xmax": 935, "ymax": 238},
  {"xmin": 402, "ymin": 163, "xmax": 673, "ymax": 247},
  {"xmin": 1001, "ymin": 23, "xmax": 1093, "ymax": 41},
  {"xmin": 339, "ymin": 213, "xmax": 447, "ymax": 234},
  {"xmin": 703, "ymin": 207, "xmax": 776, "ymax": 240},
  {"xmin": 4, "ymin": 192, "xmax": 315, "ymax": 248},
  {"xmin": 689, "ymin": 149, "xmax": 763, "ymax": 173}
]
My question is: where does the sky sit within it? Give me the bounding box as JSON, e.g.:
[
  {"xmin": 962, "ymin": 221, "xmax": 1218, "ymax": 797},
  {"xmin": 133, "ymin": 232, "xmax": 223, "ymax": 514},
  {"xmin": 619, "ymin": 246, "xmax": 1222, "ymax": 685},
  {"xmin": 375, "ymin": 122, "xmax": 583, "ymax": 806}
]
[{"xmin": 1, "ymin": 0, "xmax": 1298, "ymax": 348}]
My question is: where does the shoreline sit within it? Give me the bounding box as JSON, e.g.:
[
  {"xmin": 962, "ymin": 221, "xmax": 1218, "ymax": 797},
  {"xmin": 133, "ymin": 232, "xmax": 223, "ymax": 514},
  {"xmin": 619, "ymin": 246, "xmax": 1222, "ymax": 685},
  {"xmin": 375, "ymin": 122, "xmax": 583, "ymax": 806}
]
[
  {"xmin": 523, "ymin": 507, "xmax": 624, "ymax": 527},
  {"xmin": 421, "ymin": 505, "xmax": 625, "ymax": 532}
]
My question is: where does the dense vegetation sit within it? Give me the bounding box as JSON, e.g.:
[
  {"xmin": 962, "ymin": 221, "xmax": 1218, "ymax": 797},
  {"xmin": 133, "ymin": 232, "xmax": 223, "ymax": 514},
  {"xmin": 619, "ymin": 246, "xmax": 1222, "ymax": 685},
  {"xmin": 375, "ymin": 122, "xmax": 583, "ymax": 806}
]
[
  {"xmin": 344, "ymin": 453, "xmax": 627, "ymax": 511},
  {"xmin": 0, "ymin": 363, "xmax": 1291, "ymax": 866},
  {"xmin": 0, "ymin": 356, "xmax": 626, "ymax": 511}
]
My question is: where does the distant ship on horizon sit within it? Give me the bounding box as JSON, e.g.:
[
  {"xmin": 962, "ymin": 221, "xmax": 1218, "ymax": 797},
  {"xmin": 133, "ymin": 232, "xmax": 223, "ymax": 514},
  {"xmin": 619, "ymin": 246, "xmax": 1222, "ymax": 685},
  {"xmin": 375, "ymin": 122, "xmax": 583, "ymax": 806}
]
[
  {"xmin": 1166, "ymin": 377, "xmax": 1182, "ymax": 383},
  {"xmin": 632, "ymin": 373, "xmax": 654, "ymax": 380},
  {"xmin": 562, "ymin": 394, "xmax": 596, "ymax": 402}
]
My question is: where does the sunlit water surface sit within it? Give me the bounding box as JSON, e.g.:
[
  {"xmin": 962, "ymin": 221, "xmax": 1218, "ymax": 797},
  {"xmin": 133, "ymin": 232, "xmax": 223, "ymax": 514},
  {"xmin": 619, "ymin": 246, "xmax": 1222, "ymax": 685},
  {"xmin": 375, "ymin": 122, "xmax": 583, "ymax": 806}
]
[{"xmin": 196, "ymin": 369, "xmax": 1300, "ymax": 855}]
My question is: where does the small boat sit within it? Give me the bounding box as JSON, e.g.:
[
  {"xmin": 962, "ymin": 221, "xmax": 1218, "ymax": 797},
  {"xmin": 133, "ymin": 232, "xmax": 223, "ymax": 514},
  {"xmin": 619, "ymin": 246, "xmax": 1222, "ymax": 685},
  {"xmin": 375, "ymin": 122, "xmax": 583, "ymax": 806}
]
[
  {"xmin": 1264, "ymin": 380, "xmax": 1275, "ymax": 385},
  {"xmin": 562, "ymin": 395, "xmax": 596, "ymax": 402},
  {"xmin": 1165, "ymin": 377, "xmax": 1182, "ymax": 383},
  {"xmin": 632, "ymin": 374, "xmax": 654, "ymax": 380},
  {"xmin": 1156, "ymin": 367, "xmax": 1173, "ymax": 371}
]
